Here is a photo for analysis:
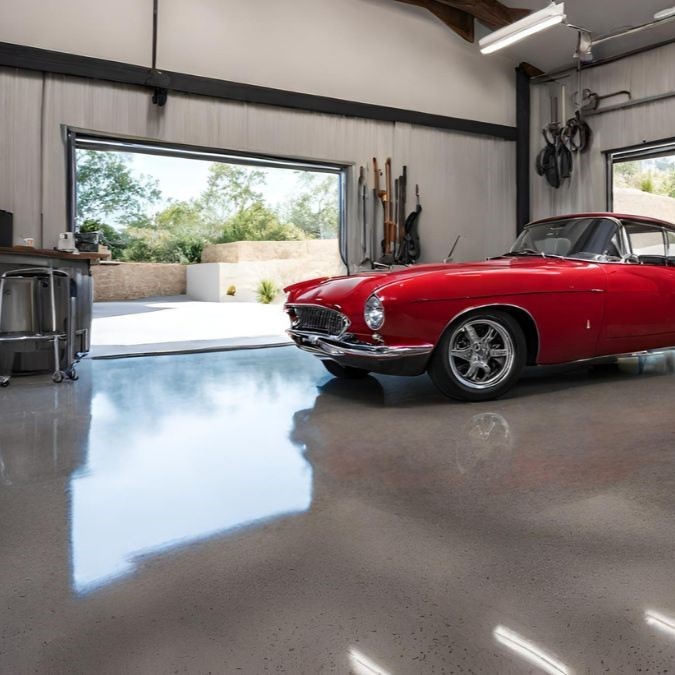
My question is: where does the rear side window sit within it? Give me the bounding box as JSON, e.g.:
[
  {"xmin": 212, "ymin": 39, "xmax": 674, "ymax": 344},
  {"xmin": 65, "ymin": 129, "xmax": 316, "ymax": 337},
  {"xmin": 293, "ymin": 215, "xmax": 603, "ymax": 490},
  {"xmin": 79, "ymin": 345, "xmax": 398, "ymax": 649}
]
[
  {"xmin": 667, "ymin": 230, "xmax": 675, "ymax": 266},
  {"xmin": 624, "ymin": 222, "xmax": 666, "ymax": 265}
]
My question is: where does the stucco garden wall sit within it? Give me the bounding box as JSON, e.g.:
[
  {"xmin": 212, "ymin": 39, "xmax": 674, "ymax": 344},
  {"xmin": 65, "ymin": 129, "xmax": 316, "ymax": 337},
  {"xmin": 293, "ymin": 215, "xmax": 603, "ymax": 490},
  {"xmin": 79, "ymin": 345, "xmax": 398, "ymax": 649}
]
[
  {"xmin": 92, "ymin": 262, "xmax": 186, "ymax": 302},
  {"xmin": 92, "ymin": 241, "xmax": 344, "ymax": 302},
  {"xmin": 197, "ymin": 239, "xmax": 345, "ymax": 300}
]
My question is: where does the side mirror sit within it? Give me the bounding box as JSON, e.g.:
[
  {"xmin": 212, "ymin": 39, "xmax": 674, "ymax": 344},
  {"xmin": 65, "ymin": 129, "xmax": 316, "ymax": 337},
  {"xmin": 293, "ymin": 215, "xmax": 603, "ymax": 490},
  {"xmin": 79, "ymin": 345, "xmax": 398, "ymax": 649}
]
[{"xmin": 622, "ymin": 253, "xmax": 641, "ymax": 265}]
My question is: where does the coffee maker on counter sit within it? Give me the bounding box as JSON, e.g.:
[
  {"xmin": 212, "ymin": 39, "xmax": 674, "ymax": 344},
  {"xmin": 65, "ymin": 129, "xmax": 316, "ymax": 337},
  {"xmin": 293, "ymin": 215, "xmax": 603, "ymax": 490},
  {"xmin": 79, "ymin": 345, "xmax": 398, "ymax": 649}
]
[{"xmin": 56, "ymin": 232, "xmax": 78, "ymax": 253}]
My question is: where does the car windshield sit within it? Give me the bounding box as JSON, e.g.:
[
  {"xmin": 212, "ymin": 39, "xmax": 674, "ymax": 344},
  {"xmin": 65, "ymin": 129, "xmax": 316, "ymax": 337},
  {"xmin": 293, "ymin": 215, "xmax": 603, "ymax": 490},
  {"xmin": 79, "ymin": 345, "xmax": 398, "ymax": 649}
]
[{"xmin": 509, "ymin": 217, "xmax": 622, "ymax": 261}]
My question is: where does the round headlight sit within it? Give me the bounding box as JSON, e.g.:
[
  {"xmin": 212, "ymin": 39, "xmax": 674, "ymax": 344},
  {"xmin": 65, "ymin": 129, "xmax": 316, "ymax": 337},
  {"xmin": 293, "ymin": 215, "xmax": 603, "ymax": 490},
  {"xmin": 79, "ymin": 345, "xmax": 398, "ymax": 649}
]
[{"xmin": 364, "ymin": 295, "xmax": 385, "ymax": 330}]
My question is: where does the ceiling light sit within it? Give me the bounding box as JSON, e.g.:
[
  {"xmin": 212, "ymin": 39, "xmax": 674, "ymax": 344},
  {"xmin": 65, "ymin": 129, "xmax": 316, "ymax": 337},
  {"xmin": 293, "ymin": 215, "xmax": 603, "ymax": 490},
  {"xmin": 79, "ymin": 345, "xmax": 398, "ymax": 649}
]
[
  {"xmin": 654, "ymin": 6, "xmax": 675, "ymax": 20},
  {"xmin": 479, "ymin": 2, "xmax": 566, "ymax": 54}
]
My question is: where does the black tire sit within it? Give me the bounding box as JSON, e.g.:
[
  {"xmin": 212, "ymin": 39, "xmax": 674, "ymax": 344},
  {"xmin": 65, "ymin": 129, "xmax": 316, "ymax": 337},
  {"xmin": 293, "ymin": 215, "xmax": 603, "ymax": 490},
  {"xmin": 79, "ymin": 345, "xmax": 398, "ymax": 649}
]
[
  {"xmin": 428, "ymin": 310, "xmax": 526, "ymax": 402},
  {"xmin": 322, "ymin": 360, "xmax": 370, "ymax": 380}
]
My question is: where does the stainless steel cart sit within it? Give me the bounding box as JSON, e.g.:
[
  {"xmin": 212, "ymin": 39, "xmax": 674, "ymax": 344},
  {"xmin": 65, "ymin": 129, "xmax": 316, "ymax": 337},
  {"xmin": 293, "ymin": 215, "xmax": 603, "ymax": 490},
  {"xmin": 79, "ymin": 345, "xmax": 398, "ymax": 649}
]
[{"xmin": 0, "ymin": 267, "xmax": 79, "ymax": 386}]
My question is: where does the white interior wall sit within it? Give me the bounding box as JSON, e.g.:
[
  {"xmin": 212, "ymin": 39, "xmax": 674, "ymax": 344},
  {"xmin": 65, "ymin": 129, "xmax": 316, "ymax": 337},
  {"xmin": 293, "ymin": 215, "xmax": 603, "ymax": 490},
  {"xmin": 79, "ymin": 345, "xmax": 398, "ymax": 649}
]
[
  {"xmin": 531, "ymin": 41, "xmax": 675, "ymax": 220},
  {"xmin": 0, "ymin": 0, "xmax": 153, "ymax": 65},
  {"xmin": 0, "ymin": 0, "xmax": 515, "ymax": 126},
  {"xmin": 158, "ymin": 0, "xmax": 516, "ymax": 126},
  {"xmin": 0, "ymin": 68, "xmax": 516, "ymax": 265}
]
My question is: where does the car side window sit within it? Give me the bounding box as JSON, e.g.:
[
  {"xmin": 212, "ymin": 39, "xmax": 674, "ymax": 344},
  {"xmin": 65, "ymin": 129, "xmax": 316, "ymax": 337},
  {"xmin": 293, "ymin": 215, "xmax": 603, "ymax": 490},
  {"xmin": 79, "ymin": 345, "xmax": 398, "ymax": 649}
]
[
  {"xmin": 624, "ymin": 222, "xmax": 667, "ymax": 266},
  {"xmin": 667, "ymin": 230, "xmax": 675, "ymax": 267}
]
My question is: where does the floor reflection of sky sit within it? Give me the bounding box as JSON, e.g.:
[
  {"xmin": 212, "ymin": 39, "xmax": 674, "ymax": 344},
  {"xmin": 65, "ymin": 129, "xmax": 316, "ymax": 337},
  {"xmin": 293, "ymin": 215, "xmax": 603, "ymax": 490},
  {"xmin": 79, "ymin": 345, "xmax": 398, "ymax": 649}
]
[{"xmin": 70, "ymin": 354, "xmax": 318, "ymax": 594}]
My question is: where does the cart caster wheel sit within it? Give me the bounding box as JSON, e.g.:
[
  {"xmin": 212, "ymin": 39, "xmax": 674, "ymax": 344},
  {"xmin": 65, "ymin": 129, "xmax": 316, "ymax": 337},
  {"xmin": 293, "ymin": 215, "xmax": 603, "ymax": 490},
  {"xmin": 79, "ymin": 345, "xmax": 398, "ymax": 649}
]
[
  {"xmin": 52, "ymin": 371, "xmax": 64, "ymax": 384},
  {"xmin": 0, "ymin": 380, "xmax": 9, "ymax": 388},
  {"xmin": 66, "ymin": 368, "xmax": 78, "ymax": 381}
]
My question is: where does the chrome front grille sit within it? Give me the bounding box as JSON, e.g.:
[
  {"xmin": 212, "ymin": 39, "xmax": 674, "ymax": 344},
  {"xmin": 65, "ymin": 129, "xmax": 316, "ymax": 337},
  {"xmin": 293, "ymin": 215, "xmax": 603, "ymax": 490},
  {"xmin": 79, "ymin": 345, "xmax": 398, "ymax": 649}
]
[{"xmin": 291, "ymin": 305, "xmax": 348, "ymax": 336}]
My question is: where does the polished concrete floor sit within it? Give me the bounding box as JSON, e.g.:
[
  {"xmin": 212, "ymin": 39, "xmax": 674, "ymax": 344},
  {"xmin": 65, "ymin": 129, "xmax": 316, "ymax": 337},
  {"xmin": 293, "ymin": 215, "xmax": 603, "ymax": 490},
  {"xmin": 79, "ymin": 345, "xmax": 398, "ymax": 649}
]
[{"xmin": 2, "ymin": 348, "xmax": 675, "ymax": 673}]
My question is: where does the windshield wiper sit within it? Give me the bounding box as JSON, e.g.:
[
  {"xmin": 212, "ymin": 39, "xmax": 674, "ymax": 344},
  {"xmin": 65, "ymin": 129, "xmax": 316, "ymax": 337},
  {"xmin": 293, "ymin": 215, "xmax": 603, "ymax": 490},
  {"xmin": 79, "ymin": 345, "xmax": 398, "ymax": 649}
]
[{"xmin": 502, "ymin": 248, "xmax": 547, "ymax": 258}]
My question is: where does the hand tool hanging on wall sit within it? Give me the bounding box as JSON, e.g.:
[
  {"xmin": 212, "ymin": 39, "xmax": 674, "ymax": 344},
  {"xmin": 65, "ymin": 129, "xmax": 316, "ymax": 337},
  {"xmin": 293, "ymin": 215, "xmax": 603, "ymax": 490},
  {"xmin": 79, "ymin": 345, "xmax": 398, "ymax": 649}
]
[
  {"xmin": 393, "ymin": 177, "xmax": 399, "ymax": 257},
  {"xmin": 397, "ymin": 184, "xmax": 422, "ymax": 265},
  {"xmin": 376, "ymin": 158, "xmax": 389, "ymax": 260},
  {"xmin": 397, "ymin": 166, "xmax": 407, "ymax": 259},
  {"xmin": 376, "ymin": 158, "xmax": 398, "ymax": 266},
  {"xmin": 371, "ymin": 158, "xmax": 382, "ymax": 268},
  {"xmin": 358, "ymin": 166, "xmax": 371, "ymax": 267},
  {"xmin": 385, "ymin": 159, "xmax": 396, "ymax": 255}
]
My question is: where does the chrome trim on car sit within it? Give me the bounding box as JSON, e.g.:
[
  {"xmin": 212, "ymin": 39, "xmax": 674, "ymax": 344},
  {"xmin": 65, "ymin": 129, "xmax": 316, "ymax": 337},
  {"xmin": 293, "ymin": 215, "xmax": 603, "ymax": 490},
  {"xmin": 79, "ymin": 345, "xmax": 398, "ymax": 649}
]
[
  {"xmin": 565, "ymin": 347, "xmax": 675, "ymax": 367},
  {"xmin": 285, "ymin": 303, "xmax": 350, "ymax": 337},
  {"xmin": 287, "ymin": 329, "xmax": 433, "ymax": 360}
]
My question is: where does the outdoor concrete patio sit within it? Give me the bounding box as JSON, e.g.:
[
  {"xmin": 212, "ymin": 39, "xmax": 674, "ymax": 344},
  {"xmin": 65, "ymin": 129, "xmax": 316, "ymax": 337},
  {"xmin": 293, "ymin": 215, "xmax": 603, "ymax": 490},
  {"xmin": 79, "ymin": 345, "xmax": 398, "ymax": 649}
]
[{"xmin": 90, "ymin": 295, "xmax": 290, "ymax": 358}]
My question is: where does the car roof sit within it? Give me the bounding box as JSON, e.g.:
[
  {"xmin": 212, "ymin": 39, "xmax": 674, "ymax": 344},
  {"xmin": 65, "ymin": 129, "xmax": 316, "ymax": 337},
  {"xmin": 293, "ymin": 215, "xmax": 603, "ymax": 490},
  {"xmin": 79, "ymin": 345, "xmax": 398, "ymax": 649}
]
[{"xmin": 528, "ymin": 212, "xmax": 675, "ymax": 232}]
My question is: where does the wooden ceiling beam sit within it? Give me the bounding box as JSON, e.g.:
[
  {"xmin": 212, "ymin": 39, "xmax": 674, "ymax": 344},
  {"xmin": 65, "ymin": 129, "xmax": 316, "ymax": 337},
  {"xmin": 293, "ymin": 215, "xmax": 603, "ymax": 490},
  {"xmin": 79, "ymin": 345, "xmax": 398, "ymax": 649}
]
[
  {"xmin": 395, "ymin": 0, "xmax": 475, "ymax": 42},
  {"xmin": 433, "ymin": 0, "xmax": 530, "ymax": 31},
  {"xmin": 393, "ymin": 0, "xmax": 531, "ymax": 42}
]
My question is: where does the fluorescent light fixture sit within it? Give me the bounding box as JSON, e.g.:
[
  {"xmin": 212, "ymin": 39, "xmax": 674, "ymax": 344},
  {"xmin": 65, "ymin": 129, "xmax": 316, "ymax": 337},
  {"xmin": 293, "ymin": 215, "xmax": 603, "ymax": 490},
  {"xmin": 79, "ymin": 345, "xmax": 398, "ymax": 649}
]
[
  {"xmin": 646, "ymin": 609, "xmax": 675, "ymax": 637},
  {"xmin": 655, "ymin": 6, "xmax": 675, "ymax": 20},
  {"xmin": 479, "ymin": 2, "xmax": 566, "ymax": 54},
  {"xmin": 494, "ymin": 626, "xmax": 569, "ymax": 675}
]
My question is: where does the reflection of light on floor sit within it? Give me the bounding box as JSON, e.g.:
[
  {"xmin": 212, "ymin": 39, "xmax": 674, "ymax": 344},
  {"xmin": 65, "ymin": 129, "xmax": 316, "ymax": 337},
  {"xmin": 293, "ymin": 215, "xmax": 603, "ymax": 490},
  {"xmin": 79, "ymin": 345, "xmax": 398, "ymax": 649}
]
[
  {"xmin": 494, "ymin": 626, "xmax": 569, "ymax": 675},
  {"xmin": 348, "ymin": 647, "xmax": 390, "ymax": 675},
  {"xmin": 70, "ymin": 374, "xmax": 315, "ymax": 594},
  {"xmin": 646, "ymin": 610, "xmax": 675, "ymax": 637}
]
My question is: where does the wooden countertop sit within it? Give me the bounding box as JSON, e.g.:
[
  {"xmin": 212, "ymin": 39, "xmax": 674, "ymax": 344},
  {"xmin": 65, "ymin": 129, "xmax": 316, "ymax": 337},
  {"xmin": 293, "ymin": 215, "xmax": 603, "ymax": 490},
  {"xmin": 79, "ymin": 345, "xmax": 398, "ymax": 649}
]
[{"xmin": 0, "ymin": 246, "xmax": 110, "ymax": 262}]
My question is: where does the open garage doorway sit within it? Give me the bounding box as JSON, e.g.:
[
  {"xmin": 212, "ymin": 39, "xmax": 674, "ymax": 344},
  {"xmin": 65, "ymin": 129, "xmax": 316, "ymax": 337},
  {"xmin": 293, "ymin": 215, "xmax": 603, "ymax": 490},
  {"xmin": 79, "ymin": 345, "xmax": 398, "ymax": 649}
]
[{"xmin": 68, "ymin": 133, "xmax": 347, "ymax": 357}]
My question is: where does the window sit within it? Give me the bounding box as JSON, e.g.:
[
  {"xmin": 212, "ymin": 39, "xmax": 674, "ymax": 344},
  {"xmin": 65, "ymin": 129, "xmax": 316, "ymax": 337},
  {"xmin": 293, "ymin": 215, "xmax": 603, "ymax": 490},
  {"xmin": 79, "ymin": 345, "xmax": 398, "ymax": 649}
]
[
  {"xmin": 667, "ymin": 230, "xmax": 675, "ymax": 265},
  {"xmin": 607, "ymin": 139, "xmax": 675, "ymax": 223},
  {"xmin": 623, "ymin": 221, "xmax": 666, "ymax": 265},
  {"xmin": 512, "ymin": 217, "xmax": 621, "ymax": 261}
]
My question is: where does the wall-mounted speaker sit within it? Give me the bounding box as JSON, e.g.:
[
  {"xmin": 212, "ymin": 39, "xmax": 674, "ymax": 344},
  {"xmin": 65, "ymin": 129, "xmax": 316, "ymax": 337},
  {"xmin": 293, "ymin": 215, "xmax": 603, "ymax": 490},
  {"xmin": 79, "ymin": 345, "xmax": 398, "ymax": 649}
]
[{"xmin": 0, "ymin": 210, "xmax": 13, "ymax": 247}]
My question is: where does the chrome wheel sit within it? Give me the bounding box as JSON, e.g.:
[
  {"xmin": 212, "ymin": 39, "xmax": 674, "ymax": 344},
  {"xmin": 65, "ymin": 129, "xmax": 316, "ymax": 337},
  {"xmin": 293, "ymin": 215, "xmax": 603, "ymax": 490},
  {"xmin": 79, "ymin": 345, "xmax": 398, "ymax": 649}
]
[{"xmin": 448, "ymin": 319, "xmax": 515, "ymax": 390}]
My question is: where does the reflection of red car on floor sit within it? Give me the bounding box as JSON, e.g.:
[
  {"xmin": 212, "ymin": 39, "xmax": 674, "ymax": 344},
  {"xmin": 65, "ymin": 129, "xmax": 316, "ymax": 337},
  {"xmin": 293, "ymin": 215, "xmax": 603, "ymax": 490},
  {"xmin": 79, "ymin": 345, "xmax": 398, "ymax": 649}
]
[{"xmin": 285, "ymin": 213, "xmax": 675, "ymax": 401}]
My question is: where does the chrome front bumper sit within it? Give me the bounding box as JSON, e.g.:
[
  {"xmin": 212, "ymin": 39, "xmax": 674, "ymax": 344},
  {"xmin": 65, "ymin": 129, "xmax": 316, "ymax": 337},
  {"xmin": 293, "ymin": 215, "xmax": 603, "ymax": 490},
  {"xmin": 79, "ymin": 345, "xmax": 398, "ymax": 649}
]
[{"xmin": 287, "ymin": 329, "xmax": 434, "ymax": 376}]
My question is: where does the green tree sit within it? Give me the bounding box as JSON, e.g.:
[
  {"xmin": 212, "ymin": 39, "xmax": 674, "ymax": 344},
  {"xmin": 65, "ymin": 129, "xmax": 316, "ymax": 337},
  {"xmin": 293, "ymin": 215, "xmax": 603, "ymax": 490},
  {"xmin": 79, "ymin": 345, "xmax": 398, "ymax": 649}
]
[
  {"xmin": 151, "ymin": 199, "xmax": 209, "ymax": 238},
  {"xmin": 200, "ymin": 164, "xmax": 267, "ymax": 225},
  {"xmin": 219, "ymin": 203, "xmax": 305, "ymax": 243},
  {"xmin": 282, "ymin": 172, "xmax": 339, "ymax": 239},
  {"xmin": 121, "ymin": 226, "xmax": 205, "ymax": 264},
  {"xmin": 76, "ymin": 150, "xmax": 161, "ymax": 227}
]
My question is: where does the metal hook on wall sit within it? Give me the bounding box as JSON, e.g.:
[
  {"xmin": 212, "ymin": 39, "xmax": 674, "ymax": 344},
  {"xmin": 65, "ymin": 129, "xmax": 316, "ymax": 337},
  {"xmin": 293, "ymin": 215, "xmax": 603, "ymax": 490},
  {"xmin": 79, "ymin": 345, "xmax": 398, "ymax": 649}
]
[{"xmin": 572, "ymin": 88, "xmax": 632, "ymax": 114}]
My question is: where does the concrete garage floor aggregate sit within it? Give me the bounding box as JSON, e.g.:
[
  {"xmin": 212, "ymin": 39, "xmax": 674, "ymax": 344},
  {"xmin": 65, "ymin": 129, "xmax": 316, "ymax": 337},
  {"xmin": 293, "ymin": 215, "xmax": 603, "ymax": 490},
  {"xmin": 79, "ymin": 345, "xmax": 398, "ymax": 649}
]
[{"xmin": 2, "ymin": 348, "xmax": 675, "ymax": 672}]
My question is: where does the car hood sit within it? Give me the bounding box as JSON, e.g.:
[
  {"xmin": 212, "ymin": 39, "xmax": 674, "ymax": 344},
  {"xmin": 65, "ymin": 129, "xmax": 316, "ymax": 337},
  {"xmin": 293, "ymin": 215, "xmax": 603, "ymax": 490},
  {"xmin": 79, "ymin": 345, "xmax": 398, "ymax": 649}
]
[{"xmin": 285, "ymin": 257, "xmax": 594, "ymax": 310}]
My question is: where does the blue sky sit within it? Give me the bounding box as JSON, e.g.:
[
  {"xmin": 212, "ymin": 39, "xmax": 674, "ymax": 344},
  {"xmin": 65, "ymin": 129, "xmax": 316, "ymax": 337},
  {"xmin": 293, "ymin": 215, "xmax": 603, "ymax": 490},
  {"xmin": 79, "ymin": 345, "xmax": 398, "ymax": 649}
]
[{"xmin": 128, "ymin": 152, "xmax": 306, "ymax": 213}]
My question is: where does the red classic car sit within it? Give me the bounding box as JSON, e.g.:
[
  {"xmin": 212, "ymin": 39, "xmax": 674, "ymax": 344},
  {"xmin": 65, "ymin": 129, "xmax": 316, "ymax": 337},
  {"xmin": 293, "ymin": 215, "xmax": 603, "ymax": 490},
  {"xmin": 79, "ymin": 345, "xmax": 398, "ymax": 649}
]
[{"xmin": 284, "ymin": 213, "xmax": 675, "ymax": 401}]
